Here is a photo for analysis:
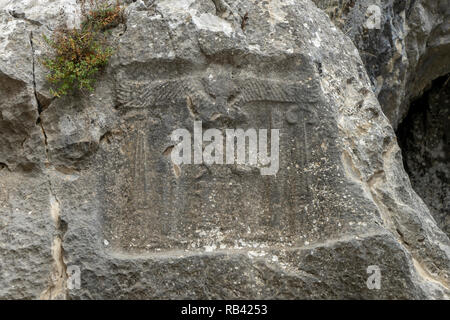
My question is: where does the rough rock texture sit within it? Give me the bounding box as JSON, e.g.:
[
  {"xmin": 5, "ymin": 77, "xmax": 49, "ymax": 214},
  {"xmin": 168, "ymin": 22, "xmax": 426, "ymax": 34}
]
[
  {"xmin": 0, "ymin": 0, "xmax": 449, "ymax": 299},
  {"xmin": 397, "ymin": 75, "xmax": 449, "ymax": 238},
  {"xmin": 312, "ymin": 0, "xmax": 450, "ymax": 128},
  {"xmin": 0, "ymin": 171, "xmax": 56, "ymax": 299}
]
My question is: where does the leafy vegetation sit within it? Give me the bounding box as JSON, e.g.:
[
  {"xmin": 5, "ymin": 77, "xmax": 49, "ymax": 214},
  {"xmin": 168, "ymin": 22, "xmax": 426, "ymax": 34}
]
[{"xmin": 42, "ymin": 1, "xmax": 123, "ymax": 97}]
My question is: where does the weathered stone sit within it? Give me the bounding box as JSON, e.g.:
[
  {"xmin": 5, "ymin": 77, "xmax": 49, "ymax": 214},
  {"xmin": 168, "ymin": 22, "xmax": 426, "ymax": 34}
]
[
  {"xmin": 312, "ymin": 0, "xmax": 450, "ymax": 128},
  {"xmin": 0, "ymin": 11, "xmax": 44, "ymax": 171},
  {"xmin": 0, "ymin": 0, "xmax": 449, "ymax": 300},
  {"xmin": 0, "ymin": 170, "xmax": 56, "ymax": 299}
]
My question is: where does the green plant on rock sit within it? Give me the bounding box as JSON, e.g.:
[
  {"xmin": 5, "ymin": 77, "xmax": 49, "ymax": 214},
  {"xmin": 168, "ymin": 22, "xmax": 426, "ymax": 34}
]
[
  {"xmin": 42, "ymin": 1, "xmax": 123, "ymax": 97},
  {"xmin": 82, "ymin": 1, "xmax": 124, "ymax": 31}
]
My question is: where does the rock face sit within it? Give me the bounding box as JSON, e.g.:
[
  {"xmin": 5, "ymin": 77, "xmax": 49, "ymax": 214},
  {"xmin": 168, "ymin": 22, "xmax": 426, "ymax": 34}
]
[
  {"xmin": 0, "ymin": 0, "xmax": 449, "ymax": 299},
  {"xmin": 312, "ymin": 0, "xmax": 450, "ymax": 128},
  {"xmin": 312, "ymin": 0, "xmax": 449, "ymax": 273}
]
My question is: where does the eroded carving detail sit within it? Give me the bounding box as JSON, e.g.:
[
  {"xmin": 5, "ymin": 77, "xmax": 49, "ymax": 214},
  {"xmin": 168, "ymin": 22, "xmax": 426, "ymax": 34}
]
[{"xmin": 104, "ymin": 66, "xmax": 321, "ymax": 253}]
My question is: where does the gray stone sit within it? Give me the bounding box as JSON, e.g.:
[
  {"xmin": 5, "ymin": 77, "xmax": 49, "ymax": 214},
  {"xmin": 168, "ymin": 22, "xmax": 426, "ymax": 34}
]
[
  {"xmin": 0, "ymin": 0, "xmax": 449, "ymax": 299},
  {"xmin": 312, "ymin": 0, "xmax": 450, "ymax": 128},
  {"xmin": 0, "ymin": 170, "xmax": 56, "ymax": 299},
  {"xmin": 311, "ymin": 0, "xmax": 450, "ymax": 268}
]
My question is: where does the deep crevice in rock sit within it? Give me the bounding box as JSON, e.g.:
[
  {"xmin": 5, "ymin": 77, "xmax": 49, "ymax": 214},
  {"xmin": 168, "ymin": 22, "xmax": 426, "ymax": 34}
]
[
  {"xmin": 29, "ymin": 31, "xmax": 50, "ymax": 160},
  {"xmin": 29, "ymin": 29, "xmax": 67, "ymax": 299},
  {"xmin": 29, "ymin": 31, "xmax": 43, "ymax": 115},
  {"xmin": 9, "ymin": 10, "xmax": 43, "ymax": 26},
  {"xmin": 397, "ymin": 74, "xmax": 450, "ymax": 237}
]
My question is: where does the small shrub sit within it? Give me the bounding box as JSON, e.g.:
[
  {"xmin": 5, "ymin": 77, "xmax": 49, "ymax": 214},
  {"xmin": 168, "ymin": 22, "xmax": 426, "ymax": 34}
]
[
  {"xmin": 42, "ymin": 0, "xmax": 123, "ymax": 97},
  {"xmin": 42, "ymin": 29, "xmax": 113, "ymax": 97},
  {"xmin": 83, "ymin": 1, "xmax": 124, "ymax": 31}
]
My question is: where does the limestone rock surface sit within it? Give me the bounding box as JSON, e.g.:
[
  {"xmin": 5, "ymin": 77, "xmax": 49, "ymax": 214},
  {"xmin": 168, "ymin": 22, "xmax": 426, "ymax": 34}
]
[{"xmin": 312, "ymin": 0, "xmax": 450, "ymax": 128}]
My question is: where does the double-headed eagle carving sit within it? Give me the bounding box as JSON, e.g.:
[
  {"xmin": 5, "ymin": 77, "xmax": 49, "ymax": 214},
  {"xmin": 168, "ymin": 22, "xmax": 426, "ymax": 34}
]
[{"xmin": 116, "ymin": 72, "xmax": 320, "ymax": 123}]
